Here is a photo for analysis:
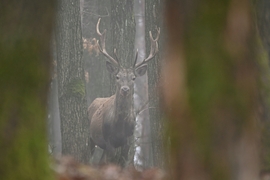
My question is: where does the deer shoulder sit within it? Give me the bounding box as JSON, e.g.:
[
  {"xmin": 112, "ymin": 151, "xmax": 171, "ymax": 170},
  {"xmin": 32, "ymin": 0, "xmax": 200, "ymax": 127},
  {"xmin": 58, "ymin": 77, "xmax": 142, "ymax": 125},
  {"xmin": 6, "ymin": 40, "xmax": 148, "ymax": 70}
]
[
  {"xmin": 89, "ymin": 95, "xmax": 115, "ymax": 149},
  {"xmin": 88, "ymin": 97, "xmax": 108, "ymax": 121}
]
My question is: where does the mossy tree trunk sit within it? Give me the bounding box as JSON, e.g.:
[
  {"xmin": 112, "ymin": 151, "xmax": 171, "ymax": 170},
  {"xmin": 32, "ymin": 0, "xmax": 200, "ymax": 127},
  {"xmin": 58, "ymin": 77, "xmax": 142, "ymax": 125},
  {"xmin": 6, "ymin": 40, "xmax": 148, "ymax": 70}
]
[
  {"xmin": 55, "ymin": 0, "xmax": 91, "ymax": 163},
  {"xmin": 0, "ymin": 1, "xmax": 56, "ymax": 179},
  {"xmin": 256, "ymin": 0, "xmax": 270, "ymax": 172},
  {"xmin": 257, "ymin": 0, "xmax": 270, "ymax": 60},
  {"xmin": 163, "ymin": 0, "xmax": 259, "ymax": 179}
]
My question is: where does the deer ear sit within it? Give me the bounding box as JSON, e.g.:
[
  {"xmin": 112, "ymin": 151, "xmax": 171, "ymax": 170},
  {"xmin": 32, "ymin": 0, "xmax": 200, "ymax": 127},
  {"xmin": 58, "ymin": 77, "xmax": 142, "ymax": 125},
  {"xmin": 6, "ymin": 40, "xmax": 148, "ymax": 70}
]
[
  {"xmin": 135, "ymin": 64, "xmax": 147, "ymax": 77},
  {"xmin": 106, "ymin": 61, "xmax": 118, "ymax": 74}
]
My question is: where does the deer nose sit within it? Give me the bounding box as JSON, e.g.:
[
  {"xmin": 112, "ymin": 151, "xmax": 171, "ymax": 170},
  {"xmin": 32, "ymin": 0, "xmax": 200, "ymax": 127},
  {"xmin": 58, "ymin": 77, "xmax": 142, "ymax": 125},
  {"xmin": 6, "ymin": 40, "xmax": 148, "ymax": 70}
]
[{"xmin": 121, "ymin": 86, "xmax": 130, "ymax": 94}]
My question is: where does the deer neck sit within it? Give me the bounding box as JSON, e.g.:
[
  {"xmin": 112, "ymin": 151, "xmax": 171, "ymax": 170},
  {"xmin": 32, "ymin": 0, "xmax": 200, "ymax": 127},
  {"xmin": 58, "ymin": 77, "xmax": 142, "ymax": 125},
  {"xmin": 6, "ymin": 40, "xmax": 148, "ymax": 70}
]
[{"xmin": 113, "ymin": 88, "xmax": 134, "ymax": 122}]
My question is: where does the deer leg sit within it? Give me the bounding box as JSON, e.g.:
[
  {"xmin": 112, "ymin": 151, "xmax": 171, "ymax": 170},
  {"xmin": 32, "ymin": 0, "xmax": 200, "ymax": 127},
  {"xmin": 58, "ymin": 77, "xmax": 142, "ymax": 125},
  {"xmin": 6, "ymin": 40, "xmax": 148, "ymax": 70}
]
[
  {"xmin": 90, "ymin": 145, "xmax": 105, "ymax": 165},
  {"xmin": 104, "ymin": 143, "xmax": 116, "ymax": 163},
  {"xmin": 90, "ymin": 138, "xmax": 95, "ymax": 156},
  {"xmin": 89, "ymin": 138, "xmax": 107, "ymax": 165},
  {"xmin": 119, "ymin": 143, "xmax": 130, "ymax": 167}
]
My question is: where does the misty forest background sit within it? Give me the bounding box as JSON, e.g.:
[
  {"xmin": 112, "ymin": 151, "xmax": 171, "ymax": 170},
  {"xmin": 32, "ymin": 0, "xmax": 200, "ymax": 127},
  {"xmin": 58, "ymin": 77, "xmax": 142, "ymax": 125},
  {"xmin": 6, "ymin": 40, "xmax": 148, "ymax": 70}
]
[
  {"xmin": 50, "ymin": 0, "xmax": 164, "ymax": 169},
  {"xmin": 2, "ymin": 0, "xmax": 270, "ymax": 179}
]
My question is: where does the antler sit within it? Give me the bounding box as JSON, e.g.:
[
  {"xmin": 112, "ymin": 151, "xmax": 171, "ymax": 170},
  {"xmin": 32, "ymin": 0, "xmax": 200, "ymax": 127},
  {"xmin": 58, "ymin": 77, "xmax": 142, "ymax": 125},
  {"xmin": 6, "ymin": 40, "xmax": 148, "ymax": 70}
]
[
  {"xmin": 134, "ymin": 27, "xmax": 160, "ymax": 68},
  {"xmin": 96, "ymin": 18, "xmax": 119, "ymax": 66}
]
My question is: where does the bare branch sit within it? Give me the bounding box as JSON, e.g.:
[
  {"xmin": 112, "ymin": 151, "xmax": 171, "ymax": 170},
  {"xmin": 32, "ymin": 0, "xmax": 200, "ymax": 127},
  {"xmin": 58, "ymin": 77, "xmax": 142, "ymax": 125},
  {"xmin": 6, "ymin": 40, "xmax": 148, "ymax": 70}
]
[{"xmin": 81, "ymin": 7, "xmax": 109, "ymax": 18}]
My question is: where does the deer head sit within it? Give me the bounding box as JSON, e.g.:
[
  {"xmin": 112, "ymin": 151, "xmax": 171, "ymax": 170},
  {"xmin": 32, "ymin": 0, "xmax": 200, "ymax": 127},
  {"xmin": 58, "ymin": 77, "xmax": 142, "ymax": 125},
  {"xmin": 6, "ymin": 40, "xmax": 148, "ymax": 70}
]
[{"xmin": 96, "ymin": 18, "xmax": 160, "ymax": 97}]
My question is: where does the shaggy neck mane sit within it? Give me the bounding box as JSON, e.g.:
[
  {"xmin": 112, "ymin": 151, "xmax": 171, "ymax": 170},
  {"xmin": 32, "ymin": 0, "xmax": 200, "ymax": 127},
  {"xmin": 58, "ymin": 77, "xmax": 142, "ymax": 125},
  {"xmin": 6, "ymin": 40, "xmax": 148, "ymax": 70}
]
[{"xmin": 113, "ymin": 87, "xmax": 134, "ymax": 123}]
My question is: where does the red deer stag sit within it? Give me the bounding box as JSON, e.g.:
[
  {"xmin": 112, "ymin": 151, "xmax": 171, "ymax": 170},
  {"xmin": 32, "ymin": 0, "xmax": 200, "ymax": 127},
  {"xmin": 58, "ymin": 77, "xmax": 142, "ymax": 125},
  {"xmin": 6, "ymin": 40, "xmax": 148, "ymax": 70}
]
[{"xmin": 88, "ymin": 18, "xmax": 160, "ymax": 162}]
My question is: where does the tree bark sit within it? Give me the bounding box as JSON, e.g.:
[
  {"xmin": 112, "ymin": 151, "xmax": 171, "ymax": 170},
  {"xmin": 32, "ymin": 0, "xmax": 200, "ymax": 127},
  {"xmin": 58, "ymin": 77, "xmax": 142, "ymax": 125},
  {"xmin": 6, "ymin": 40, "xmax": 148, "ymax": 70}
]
[
  {"xmin": 82, "ymin": 0, "xmax": 112, "ymax": 108},
  {"xmin": 48, "ymin": 77, "xmax": 62, "ymax": 156},
  {"xmin": 0, "ymin": 1, "xmax": 56, "ymax": 179},
  {"xmin": 111, "ymin": 0, "xmax": 135, "ymax": 68},
  {"xmin": 110, "ymin": 0, "xmax": 135, "ymax": 166},
  {"xmin": 55, "ymin": 0, "xmax": 90, "ymax": 163},
  {"xmin": 257, "ymin": 0, "xmax": 270, "ymax": 61},
  {"xmin": 146, "ymin": 0, "xmax": 165, "ymax": 169},
  {"xmin": 82, "ymin": 0, "xmax": 115, "ymax": 161},
  {"xmin": 133, "ymin": 0, "xmax": 153, "ymax": 169},
  {"xmin": 256, "ymin": 0, "xmax": 270, "ymax": 172}
]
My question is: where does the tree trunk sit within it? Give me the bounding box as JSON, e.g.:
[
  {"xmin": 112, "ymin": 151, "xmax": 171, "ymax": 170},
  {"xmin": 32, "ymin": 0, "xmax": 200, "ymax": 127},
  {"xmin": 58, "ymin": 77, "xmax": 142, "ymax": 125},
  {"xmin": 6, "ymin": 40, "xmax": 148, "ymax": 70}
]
[
  {"xmin": 0, "ymin": 1, "xmax": 56, "ymax": 179},
  {"xmin": 81, "ymin": 0, "xmax": 114, "ymax": 161},
  {"xmin": 133, "ymin": 0, "xmax": 153, "ymax": 169},
  {"xmin": 257, "ymin": 0, "xmax": 270, "ymax": 61},
  {"xmin": 110, "ymin": 0, "xmax": 135, "ymax": 166},
  {"xmin": 163, "ymin": 0, "xmax": 259, "ymax": 179},
  {"xmin": 55, "ymin": 0, "xmax": 91, "ymax": 163},
  {"xmin": 256, "ymin": 0, "xmax": 270, "ymax": 173},
  {"xmin": 48, "ymin": 77, "xmax": 62, "ymax": 156},
  {"xmin": 111, "ymin": 0, "xmax": 135, "ymax": 68},
  {"xmin": 146, "ymin": 0, "xmax": 165, "ymax": 169},
  {"xmin": 82, "ymin": 0, "xmax": 112, "ymax": 108}
]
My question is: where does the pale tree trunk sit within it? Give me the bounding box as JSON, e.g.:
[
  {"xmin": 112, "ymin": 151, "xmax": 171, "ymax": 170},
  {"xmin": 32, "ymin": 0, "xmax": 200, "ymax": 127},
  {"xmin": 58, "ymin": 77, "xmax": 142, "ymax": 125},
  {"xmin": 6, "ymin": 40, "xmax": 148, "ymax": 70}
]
[
  {"xmin": 163, "ymin": 0, "xmax": 260, "ymax": 179},
  {"xmin": 0, "ymin": 1, "xmax": 56, "ymax": 179},
  {"xmin": 55, "ymin": 0, "xmax": 91, "ymax": 163},
  {"xmin": 133, "ymin": 0, "xmax": 153, "ymax": 169},
  {"xmin": 48, "ymin": 77, "xmax": 62, "ymax": 156},
  {"xmin": 80, "ymin": 0, "xmax": 84, "ymax": 23},
  {"xmin": 48, "ymin": 36, "xmax": 62, "ymax": 156}
]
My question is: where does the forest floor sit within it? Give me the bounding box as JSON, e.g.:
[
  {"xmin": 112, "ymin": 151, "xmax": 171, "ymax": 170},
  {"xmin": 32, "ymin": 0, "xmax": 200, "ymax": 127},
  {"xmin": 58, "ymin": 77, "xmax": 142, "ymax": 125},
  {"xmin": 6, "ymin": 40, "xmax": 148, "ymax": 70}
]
[{"xmin": 52, "ymin": 156, "xmax": 167, "ymax": 180}]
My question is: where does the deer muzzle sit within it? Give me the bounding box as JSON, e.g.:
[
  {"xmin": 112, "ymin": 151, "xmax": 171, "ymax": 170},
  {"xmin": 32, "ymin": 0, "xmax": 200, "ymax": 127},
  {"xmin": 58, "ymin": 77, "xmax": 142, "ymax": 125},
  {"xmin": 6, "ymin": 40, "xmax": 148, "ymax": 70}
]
[{"xmin": 120, "ymin": 86, "xmax": 130, "ymax": 96}]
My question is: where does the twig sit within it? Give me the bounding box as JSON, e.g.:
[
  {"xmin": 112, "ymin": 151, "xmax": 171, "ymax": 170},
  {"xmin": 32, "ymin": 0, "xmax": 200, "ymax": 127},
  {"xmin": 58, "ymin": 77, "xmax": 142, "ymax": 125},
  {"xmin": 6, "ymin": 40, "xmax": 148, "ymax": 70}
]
[{"xmin": 81, "ymin": 7, "xmax": 109, "ymax": 18}]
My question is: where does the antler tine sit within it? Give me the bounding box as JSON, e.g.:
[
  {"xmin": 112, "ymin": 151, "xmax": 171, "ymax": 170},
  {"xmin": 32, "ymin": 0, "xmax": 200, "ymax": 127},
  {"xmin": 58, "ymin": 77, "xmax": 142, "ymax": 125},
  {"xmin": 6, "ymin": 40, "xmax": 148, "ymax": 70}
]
[
  {"xmin": 113, "ymin": 48, "xmax": 120, "ymax": 63},
  {"xmin": 133, "ymin": 49, "xmax": 139, "ymax": 68},
  {"xmin": 96, "ymin": 18, "xmax": 102, "ymax": 36},
  {"xmin": 135, "ymin": 28, "xmax": 160, "ymax": 68},
  {"xmin": 145, "ymin": 27, "xmax": 160, "ymax": 61},
  {"xmin": 96, "ymin": 18, "xmax": 119, "ymax": 66},
  {"xmin": 153, "ymin": 27, "xmax": 160, "ymax": 41}
]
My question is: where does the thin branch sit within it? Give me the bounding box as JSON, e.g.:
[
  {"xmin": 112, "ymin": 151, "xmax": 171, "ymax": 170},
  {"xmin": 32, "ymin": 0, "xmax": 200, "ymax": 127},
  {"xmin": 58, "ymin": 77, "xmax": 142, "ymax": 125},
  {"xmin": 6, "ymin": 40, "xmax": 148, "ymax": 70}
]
[
  {"xmin": 135, "ymin": 99, "xmax": 158, "ymax": 118},
  {"xmin": 137, "ymin": 106, "xmax": 157, "ymax": 116},
  {"xmin": 81, "ymin": 7, "xmax": 109, "ymax": 18}
]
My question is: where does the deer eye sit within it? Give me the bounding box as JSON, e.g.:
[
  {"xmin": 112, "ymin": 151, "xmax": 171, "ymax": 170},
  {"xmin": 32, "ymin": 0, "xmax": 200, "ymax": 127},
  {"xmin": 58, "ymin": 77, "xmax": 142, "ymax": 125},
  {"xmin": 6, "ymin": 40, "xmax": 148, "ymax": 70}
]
[
  {"xmin": 132, "ymin": 76, "xmax": 136, "ymax": 81},
  {"xmin": 116, "ymin": 75, "xmax": 120, "ymax": 80}
]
